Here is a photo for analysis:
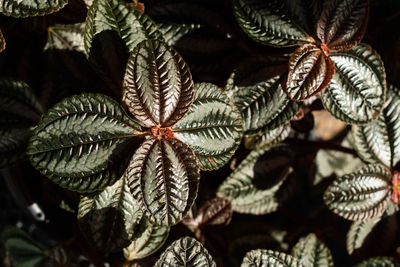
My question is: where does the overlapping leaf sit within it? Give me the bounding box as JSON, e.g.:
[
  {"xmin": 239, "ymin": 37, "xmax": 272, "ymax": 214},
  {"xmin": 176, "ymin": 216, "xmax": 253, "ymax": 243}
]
[
  {"xmin": 352, "ymin": 85, "xmax": 400, "ymax": 167},
  {"xmin": 244, "ymin": 124, "xmax": 291, "ymax": 150},
  {"xmin": 320, "ymin": 44, "xmax": 386, "ymax": 124},
  {"xmin": 45, "ymin": 23, "xmax": 85, "ymax": 53},
  {"xmin": 324, "ymin": 164, "xmax": 392, "ymax": 221},
  {"xmin": 28, "ymin": 94, "xmax": 142, "ymax": 192},
  {"xmin": 241, "ymin": 249, "xmax": 304, "ymax": 267},
  {"xmin": 346, "ymin": 217, "xmax": 380, "ymax": 254},
  {"xmin": 291, "ymin": 234, "xmax": 334, "ymax": 267},
  {"xmin": 154, "ymin": 236, "xmax": 216, "ymax": 267},
  {"xmin": 173, "ymin": 83, "xmax": 243, "ymax": 170},
  {"xmin": 354, "ymin": 257, "xmax": 400, "ymax": 267},
  {"xmin": 0, "ymin": 0, "xmax": 68, "ymax": 17},
  {"xmin": 157, "ymin": 22, "xmax": 202, "ymax": 46}
]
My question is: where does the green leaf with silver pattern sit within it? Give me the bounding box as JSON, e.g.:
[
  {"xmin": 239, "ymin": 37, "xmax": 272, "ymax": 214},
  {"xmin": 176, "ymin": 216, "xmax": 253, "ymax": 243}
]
[
  {"xmin": 0, "ymin": 0, "xmax": 67, "ymax": 17},
  {"xmin": 291, "ymin": 233, "xmax": 334, "ymax": 267},
  {"xmin": 241, "ymin": 249, "xmax": 304, "ymax": 267}
]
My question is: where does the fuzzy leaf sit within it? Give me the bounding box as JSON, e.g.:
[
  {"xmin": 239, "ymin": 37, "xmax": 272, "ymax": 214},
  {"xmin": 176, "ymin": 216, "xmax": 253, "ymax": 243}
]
[
  {"xmin": 84, "ymin": 0, "xmax": 161, "ymax": 56},
  {"xmin": 244, "ymin": 124, "xmax": 291, "ymax": 150},
  {"xmin": 354, "ymin": 257, "xmax": 400, "ymax": 267},
  {"xmin": 0, "ymin": 30, "xmax": 5, "ymax": 52},
  {"xmin": 127, "ymin": 137, "xmax": 200, "ymax": 226},
  {"xmin": 28, "ymin": 94, "xmax": 142, "ymax": 193},
  {"xmin": 0, "ymin": 0, "xmax": 67, "ymax": 17},
  {"xmin": 123, "ymin": 39, "xmax": 194, "ymax": 128},
  {"xmin": 45, "ymin": 23, "xmax": 85, "ymax": 53},
  {"xmin": 352, "ymin": 85, "xmax": 400, "ymax": 167},
  {"xmin": 286, "ymin": 44, "xmax": 334, "ymax": 101},
  {"xmin": 320, "ymin": 44, "xmax": 386, "ymax": 124},
  {"xmin": 155, "ymin": 236, "xmax": 216, "ymax": 267},
  {"xmin": 317, "ymin": 0, "xmax": 369, "ymax": 51},
  {"xmin": 324, "ymin": 164, "xmax": 392, "ymax": 221},
  {"xmin": 241, "ymin": 249, "xmax": 304, "ymax": 267},
  {"xmin": 346, "ymin": 217, "xmax": 380, "ymax": 254},
  {"xmin": 228, "ymin": 75, "xmax": 301, "ymax": 136},
  {"xmin": 291, "ymin": 233, "xmax": 334, "ymax": 267},
  {"xmin": 173, "ymin": 83, "xmax": 243, "ymax": 170},
  {"xmin": 233, "ymin": 0, "xmax": 312, "ymax": 47},
  {"xmin": 158, "ymin": 22, "xmax": 202, "ymax": 46}
]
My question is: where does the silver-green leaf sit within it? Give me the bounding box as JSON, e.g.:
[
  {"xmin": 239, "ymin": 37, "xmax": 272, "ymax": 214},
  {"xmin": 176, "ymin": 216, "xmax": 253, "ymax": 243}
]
[
  {"xmin": 354, "ymin": 257, "xmax": 400, "ymax": 267},
  {"xmin": 244, "ymin": 124, "xmax": 291, "ymax": 150},
  {"xmin": 346, "ymin": 217, "xmax": 380, "ymax": 255},
  {"xmin": 158, "ymin": 22, "xmax": 202, "ymax": 46},
  {"xmin": 291, "ymin": 233, "xmax": 334, "ymax": 267},
  {"xmin": 0, "ymin": 0, "xmax": 67, "ymax": 17},
  {"xmin": 45, "ymin": 23, "xmax": 85, "ymax": 53},
  {"xmin": 241, "ymin": 249, "xmax": 304, "ymax": 267}
]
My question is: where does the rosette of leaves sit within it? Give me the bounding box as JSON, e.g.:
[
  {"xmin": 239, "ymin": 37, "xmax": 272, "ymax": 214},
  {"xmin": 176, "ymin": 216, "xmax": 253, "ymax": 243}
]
[
  {"xmin": 28, "ymin": 39, "xmax": 243, "ymax": 228},
  {"xmin": 233, "ymin": 0, "xmax": 386, "ymax": 125}
]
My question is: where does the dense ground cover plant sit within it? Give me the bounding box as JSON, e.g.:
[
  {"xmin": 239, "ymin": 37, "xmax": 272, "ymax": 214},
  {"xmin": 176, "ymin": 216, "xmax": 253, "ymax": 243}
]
[{"xmin": 0, "ymin": 0, "xmax": 400, "ymax": 266}]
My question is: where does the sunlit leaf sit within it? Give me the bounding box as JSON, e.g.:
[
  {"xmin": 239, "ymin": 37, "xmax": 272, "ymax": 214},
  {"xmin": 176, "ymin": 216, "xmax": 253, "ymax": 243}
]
[
  {"xmin": 45, "ymin": 23, "xmax": 85, "ymax": 53},
  {"xmin": 291, "ymin": 233, "xmax": 334, "ymax": 267},
  {"xmin": 0, "ymin": 0, "xmax": 68, "ymax": 17},
  {"xmin": 241, "ymin": 249, "xmax": 304, "ymax": 267},
  {"xmin": 158, "ymin": 22, "xmax": 202, "ymax": 46},
  {"xmin": 354, "ymin": 257, "xmax": 400, "ymax": 267},
  {"xmin": 244, "ymin": 124, "xmax": 291, "ymax": 150}
]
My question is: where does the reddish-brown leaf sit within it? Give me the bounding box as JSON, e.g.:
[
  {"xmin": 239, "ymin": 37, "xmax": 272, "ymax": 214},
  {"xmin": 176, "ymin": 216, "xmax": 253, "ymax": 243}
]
[{"xmin": 391, "ymin": 171, "xmax": 400, "ymax": 204}]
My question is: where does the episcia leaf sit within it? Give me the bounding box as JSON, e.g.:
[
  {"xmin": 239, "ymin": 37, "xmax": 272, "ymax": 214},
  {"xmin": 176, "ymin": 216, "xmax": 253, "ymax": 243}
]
[
  {"xmin": 0, "ymin": 78, "xmax": 43, "ymax": 168},
  {"xmin": 286, "ymin": 44, "xmax": 334, "ymax": 101},
  {"xmin": 45, "ymin": 23, "xmax": 85, "ymax": 53},
  {"xmin": 352, "ymin": 85, "xmax": 400, "ymax": 167},
  {"xmin": 126, "ymin": 137, "xmax": 200, "ymax": 226},
  {"xmin": 77, "ymin": 175, "xmax": 143, "ymax": 253},
  {"xmin": 354, "ymin": 257, "xmax": 400, "ymax": 267},
  {"xmin": 291, "ymin": 233, "xmax": 334, "ymax": 267},
  {"xmin": 241, "ymin": 249, "xmax": 304, "ymax": 267},
  {"xmin": 244, "ymin": 123, "xmax": 291, "ymax": 150},
  {"xmin": 324, "ymin": 164, "xmax": 392, "ymax": 221},
  {"xmin": 228, "ymin": 75, "xmax": 301, "ymax": 136},
  {"xmin": 157, "ymin": 22, "xmax": 202, "ymax": 46},
  {"xmin": 123, "ymin": 219, "xmax": 169, "ymax": 260},
  {"xmin": 173, "ymin": 83, "xmax": 243, "ymax": 170},
  {"xmin": 233, "ymin": 0, "xmax": 313, "ymax": 47},
  {"xmin": 217, "ymin": 145, "xmax": 295, "ymax": 215},
  {"xmin": 317, "ymin": 0, "xmax": 369, "ymax": 51},
  {"xmin": 123, "ymin": 39, "xmax": 194, "ymax": 128},
  {"xmin": 0, "ymin": 0, "xmax": 67, "ymax": 17},
  {"xmin": 28, "ymin": 93, "xmax": 143, "ymax": 193},
  {"xmin": 84, "ymin": 0, "xmax": 162, "ymax": 56},
  {"xmin": 154, "ymin": 236, "xmax": 216, "ymax": 267},
  {"xmin": 0, "ymin": 30, "xmax": 5, "ymax": 52},
  {"xmin": 320, "ymin": 44, "xmax": 386, "ymax": 124}
]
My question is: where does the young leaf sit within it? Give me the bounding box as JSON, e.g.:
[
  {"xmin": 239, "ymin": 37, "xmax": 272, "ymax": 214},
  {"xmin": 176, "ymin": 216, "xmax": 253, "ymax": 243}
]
[
  {"xmin": 324, "ymin": 164, "xmax": 392, "ymax": 221},
  {"xmin": 45, "ymin": 23, "xmax": 85, "ymax": 53},
  {"xmin": 317, "ymin": 0, "xmax": 369, "ymax": 51},
  {"xmin": 346, "ymin": 217, "xmax": 381, "ymax": 254},
  {"xmin": 77, "ymin": 176, "xmax": 143, "ymax": 253},
  {"xmin": 127, "ymin": 137, "xmax": 200, "ymax": 226},
  {"xmin": 28, "ymin": 94, "xmax": 142, "ymax": 193},
  {"xmin": 154, "ymin": 236, "xmax": 216, "ymax": 267},
  {"xmin": 233, "ymin": 0, "xmax": 313, "ymax": 47},
  {"xmin": 157, "ymin": 22, "xmax": 202, "ymax": 46},
  {"xmin": 244, "ymin": 124, "xmax": 291, "ymax": 150},
  {"xmin": 123, "ymin": 39, "xmax": 194, "ymax": 128},
  {"xmin": 321, "ymin": 44, "xmax": 386, "ymax": 124},
  {"xmin": 352, "ymin": 85, "xmax": 400, "ymax": 167},
  {"xmin": 291, "ymin": 233, "xmax": 334, "ymax": 267},
  {"xmin": 354, "ymin": 257, "xmax": 400, "ymax": 267},
  {"xmin": 241, "ymin": 249, "xmax": 304, "ymax": 267},
  {"xmin": 0, "ymin": 0, "xmax": 68, "ymax": 17},
  {"xmin": 0, "ymin": 30, "xmax": 5, "ymax": 52},
  {"xmin": 173, "ymin": 83, "xmax": 243, "ymax": 170},
  {"xmin": 286, "ymin": 44, "xmax": 334, "ymax": 101},
  {"xmin": 84, "ymin": 0, "xmax": 161, "ymax": 56}
]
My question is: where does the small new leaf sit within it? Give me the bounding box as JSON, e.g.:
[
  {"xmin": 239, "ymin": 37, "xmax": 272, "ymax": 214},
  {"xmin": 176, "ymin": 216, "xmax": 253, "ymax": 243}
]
[
  {"xmin": 291, "ymin": 233, "xmax": 334, "ymax": 267},
  {"xmin": 241, "ymin": 249, "xmax": 304, "ymax": 267},
  {"xmin": 45, "ymin": 23, "xmax": 85, "ymax": 53},
  {"xmin": 0, "ymin": 0, "xmax": 68, "ymax": 17}
]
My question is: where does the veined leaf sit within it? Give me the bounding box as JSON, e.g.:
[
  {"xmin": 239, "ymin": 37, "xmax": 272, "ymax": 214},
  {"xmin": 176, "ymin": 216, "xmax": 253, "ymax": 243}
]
[
  {"xmin": 45, "ymin": 23, "xmax": 85, "ymax": 53},
  {"xmin": 352, "ymin": 85, "xmax": 400, "ymax": 167},
  {"xmin": 229, "ymin": 75, "xmax": 301, "ymax": 136},
  {"xmin": 0, "ymin": 30, "xmax": 5, "ymax": 52},
  {"xmin": 127, "ymin": 137, "xmax": 200, "ymax": 226},
  {"xmin": 321, "ymin": 44, "xmax": 386, "ymax": 124},
  {"xmin": 317, "ymin": 0, "xmax": 369, "ymax": 51},
  {"xmin": 291, "ymin": 233, "xmax": 334, "ymax": 267},
  {"xmin": 241, "ymin": 249, "xmax": 304, "ymax": 267},
  {"xmin": 0, "ymin": 0, "xmax": 67, "ymax": 17},
  {"xmin": 84, "ymin": 0, "xmax": 161, "ymax": 56},
  {"xmin": 123, "ymin": 219, "xmax": 169, "ymax": 260},
  {"xmin": 173, "ymin": 83, "xmax": 243, "ymax": 170},
  {"xmin": 154, "ymin": 236, "xmax": 216, "ymax": 267},
  {"xmin": 123, "ymin": 39, "xmax": 194, "ymax": 128},
  {"xmin": 28, "ymin": 94, "xmax": 142, "ymax": 193},
  {"xmin": 286, "ymin": 44, "xmax": 334, "ymax": 101},
  {"xmin": 244, "ymin": 123, "xmax": 291, "ymax": 150},
  {"xmin": 346, "ymin": 217, "xmax": 380, "ymax": 254},
  {"xmin": 324, "ymin": 164, "xmax": 392, "ymax": 221},
  {"xmin": 233, "ymin": 0, "xmax": 313, "ymax": 47},
  {"xmin": 354, "ymin": 257, "xmax": 400, "ymax": 267},
  {"xmin": 158, "ymin": 22, "xmax": 202, "ymax": 46},
  {"xmin": 77, "ymin": 176, "xmax": 143, "ymax": 253}
]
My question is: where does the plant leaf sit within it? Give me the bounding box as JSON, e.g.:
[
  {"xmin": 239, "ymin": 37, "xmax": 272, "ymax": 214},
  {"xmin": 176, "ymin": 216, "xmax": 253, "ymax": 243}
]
[
  {"xmin": 0, "ymin": 30, "xmax": 5, "ymax": 52},
  {"xmin": 154, "ymin": 236, "xmax": 216, "ymax": 267},
  {"xmin": 324, "ymin": 164, "xmax": 392, "ymax": 221},
  {"xmin": 123, "ymin": 39, "xmax": 194, "ymax": 128},
  {"xmin": 352, "ymin": 85, "xmax": 400, "ymax": 167},
  {"xmin": 354, "ymin": 257, "xmax": 400, "ymax": 267},
  {"xmin": 320, "ymin": 44, "xmax": 386, "ymax": 124},
  {"xmin": 244, "ymin": 124, "xmax": 291, "ymax": 150},
  {"xmin": 77, "ymin": 175, "xmax": 143, "ymax": 253},
  {"xmin": 291, "ymin": 233, "xmax": 334, "ymax": 267},
  {"xmin": 123, "ymin": 219, "xmax": 169, "ymax": 260},
  {"xmin": 233, "ymin": 0, "xmax": 313, "ymax": 47},
  {"xmin": 317, "ymin": 0, "xmax": 369, "ymax": 51},
  {"xmin": 157, "ymin": 22, "xmax": 202, "ymax": 46},
  {"xmin": 346, "ymin": 217, "xmax": 380, "ymax": 254},
  {"xmin": 0, "ymin": 0, "xmax": 68, "ymax": 17},
  {"xmin": 241, "ymin": 249, "xmax": 304, "ymax": 267},
  {"xmin": 286, "ymin": 44, "xmax": 334, "ymax": 101},
  {"xmin": 127, "ymin": 137, "xmax": 200, "ymax": 226},
  {"xmin": 84, "ymin": 0, "xmax": 161, "ymax": 56},
  {"xmin": 45, "ymin": 23, "xmax": 85, "ymax": 53},
  {"xmin": 28, "ymin": 93, "xmax": 142, "ymax": 193},
  {"xmin": 228, "ymin": 75, "xmax": 301, "ymax": 136},
  {"xmin": 173, "ymin": 83, "xmax": 243, "ymax": 170}
]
